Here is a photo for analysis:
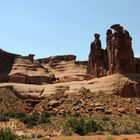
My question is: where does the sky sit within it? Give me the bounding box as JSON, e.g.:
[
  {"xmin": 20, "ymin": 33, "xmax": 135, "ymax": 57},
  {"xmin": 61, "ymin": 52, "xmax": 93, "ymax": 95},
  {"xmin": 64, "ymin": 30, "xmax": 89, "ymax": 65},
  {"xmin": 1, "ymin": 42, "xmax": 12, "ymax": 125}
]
[{"xmin": 0, "ymin": 0, "xmax": 140, "ymax": 60}]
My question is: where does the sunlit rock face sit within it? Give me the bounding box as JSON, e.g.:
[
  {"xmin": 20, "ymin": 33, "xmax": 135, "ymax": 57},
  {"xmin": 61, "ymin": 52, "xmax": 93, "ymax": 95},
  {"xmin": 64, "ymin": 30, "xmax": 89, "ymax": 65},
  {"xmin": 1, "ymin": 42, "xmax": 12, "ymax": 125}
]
[{"xmin": 87, "ymin": 24, "xmax": 136, "ymax": 78}]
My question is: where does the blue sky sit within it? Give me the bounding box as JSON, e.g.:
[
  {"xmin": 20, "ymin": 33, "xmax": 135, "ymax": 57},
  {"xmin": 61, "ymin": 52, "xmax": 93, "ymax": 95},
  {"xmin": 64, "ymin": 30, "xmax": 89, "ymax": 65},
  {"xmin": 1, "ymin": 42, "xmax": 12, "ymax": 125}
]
[{"xmin": 0, "ymin": 0, "xmax": 140, "ymax": 60}]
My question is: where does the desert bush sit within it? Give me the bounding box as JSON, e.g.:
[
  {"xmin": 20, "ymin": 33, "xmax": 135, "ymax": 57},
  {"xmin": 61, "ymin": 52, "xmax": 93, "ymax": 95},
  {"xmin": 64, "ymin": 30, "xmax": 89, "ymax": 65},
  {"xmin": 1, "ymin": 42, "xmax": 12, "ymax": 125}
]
[
  {"xmin": 20, "ymin": 113, "xmax": 39, "ymax": 128},
  {"xmin": 0, "ymin": 128, "xmax": 19, "ymax": 140},
  {"xmin": 102, "ymin": 116, "xmax": 110, "ymax": 121},
  {"xmin": 62, "ymin": 125, "xmax": 73, "ymax": 136},
  {"xmin": 73, "ymin": 112, "xmax": 81, "ymax": 117},
  {"xmin": 132, "ymin": 122, "xmax": 140, "ymax": 130},
  {"xmin": 38, "ymin": 111, "xmax": 50, "ymax": 124},
  {"xmin": 3, "ymin": 112, "xmax": 19, "ymax": 118},
  {"xmin": 111, "ymin": 129, "xmax": 119, "ymax": 135},
  {"xmin": 3, "ymin": 112, "xmax": 26, "ymax": 119},
  {"xmin": 67, "ymin": 117, "xmax": 103, "ymax": 135},
  {"xmin": 120, "ymin": 129, "xmax": 140, "ymax": 134},
  {"xmin": 110, "ymin": 121, "xmax": 117, "ymax": 129},
  {"xmin": 19, "ymin": 112, "xmax": 51, "ymax": 128},
  {"xmin": 0, "ymin": 115, "xmax": 9, "ymax": 122},
  {"xmin": 68, "ymin": 117, "xmax": 86, "ymax": 135},
  {"xmin": 86, "ymin": 119, "xmax": 102, "ymax": 132}
]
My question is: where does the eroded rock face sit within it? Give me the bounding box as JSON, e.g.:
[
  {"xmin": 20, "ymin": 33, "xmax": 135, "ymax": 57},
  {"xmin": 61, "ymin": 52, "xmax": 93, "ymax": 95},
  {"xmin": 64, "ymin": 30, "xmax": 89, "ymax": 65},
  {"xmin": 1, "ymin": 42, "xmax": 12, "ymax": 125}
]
[
  {"xmin": 0, "ymin": 49, "xmax": 56, "ymax": 84},
  {"xmin": 41, "ymin": 57, "xmax": 87, "ymax": 83},
  {"xmin": 135, "ymin": 57, "xmax": 140, "ymax": 73},
  {"xmin": 86, "ymin": 34, "xmax": 107, "ymax": 78},
  {"xmin": 87, "ymin": 24, "xmax": 136, "ymax": 78},
  {"xmin": 0, "ymin": 49, "xmax": 86, "ymax": 84},
  {"xmin": 38, "ymin": 55, "xmax": 76, "ymax": 63},
  {"xmin": 0, "ymin": 49, "xmax": 20, "ymax": 82},
  {"xmin": 109, "ymin": 24, "xmax": 135, "ymax": 73},
  {"xmin": 9, "ymin": 57, "xmax": 56, "ymax": 85},
  {"xmin": 115, "ymin": 82, "xmax": 140, "ymax": 97},
  {"xmin": 0, "ymin": 86, "xmax": 30, "ymax": 113}
]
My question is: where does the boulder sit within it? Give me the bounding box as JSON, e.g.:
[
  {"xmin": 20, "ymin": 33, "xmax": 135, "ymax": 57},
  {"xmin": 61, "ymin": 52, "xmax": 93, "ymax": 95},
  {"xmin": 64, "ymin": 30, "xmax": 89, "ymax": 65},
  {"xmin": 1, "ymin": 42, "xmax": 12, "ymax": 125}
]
[
  {"xmin": 115, "ymin": 81, "xmax": 140, "ymax": 97},
  {"xmin": 135, "ymin": 108, "xmax": 140, "ymax": 114},
  {"xmin": 48, "ymin": 100, "xmax": 59, "ymax": 107},
  {"xmin": 117, "ymin": 108, "xmax": 126, "ymax": 113},
  {"xmin": 94, "ymin": 107, "xmax": 105, "ymax": 112},
  {"xmin": 104, "ymin": 109, "xmax": 113, "ymax": 114}
]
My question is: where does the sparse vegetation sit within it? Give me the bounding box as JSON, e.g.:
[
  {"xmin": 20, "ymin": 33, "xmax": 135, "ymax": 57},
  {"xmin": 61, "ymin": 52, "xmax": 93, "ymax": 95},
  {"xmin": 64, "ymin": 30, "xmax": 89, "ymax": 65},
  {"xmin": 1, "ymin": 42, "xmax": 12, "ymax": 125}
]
[
  {"xmin": 0, "ymin": 128, "xmax": 20, "ymax": 140},
  {"xmin": 123, "ymin": 138, "xmax": 129, "ymax": 140},
  {"xmin": 3, "ymin": 112, "xmax": 26, "ymax": 119},
  {"xmin": 62, "ymin": 125, "xmax": 73, "ymax": 136},
  {"xmin": 102, "ymin": 116, "xmax": 110, "ymax": 121},
  {"xmin": 0, "ymin": 112, "xmax": 51, "ymax": 128},
  {"xmin": 19, "ymin": 111, "xmax": 51, "ymax": 128},
  {"xmin": 67, "ymin": 117, "xmax": 103, "ymax": 135},
  {"xmin": 111, "ymin": 129, "xmax": 119, "ymax": 135},
  {"xmin": 119, "ymin": 129, "xmax": 140, "ymax": 134},
  {"xmin": 38, "ymin": 111, "xmax": 50, "ymax": 124},
  {"xmin": 68, "ymin": 117, "xmax": 86, "ymax": 135},
  {"xmin": 0, "ymin": 114, "xmax": 9, "ymax": 122},
  {"xmin": 73, "ymin": 112, "xmax": 81, "ymax": 117},
  {"xmin": 19, "ymin": 113, "xmax": 39, "ymax": 128}
]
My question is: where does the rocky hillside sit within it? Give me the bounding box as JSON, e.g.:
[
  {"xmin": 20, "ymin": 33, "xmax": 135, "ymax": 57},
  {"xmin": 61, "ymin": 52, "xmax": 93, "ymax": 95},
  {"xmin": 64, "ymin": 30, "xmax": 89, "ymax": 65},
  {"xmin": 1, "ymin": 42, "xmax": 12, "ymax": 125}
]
[
  {"xmin": 0, "ymin": 73, "xmax": 140, "ymax": 114},
  {"xmin": 0, "ymin": 73, "xmax": 140, "ymax": 138},
  {"xmin": 0, "ymin": 49, "xmax": 140, "ymax": 138},
  {"xmin": 0, "ymin": 48, "xmax": 140, "ymax": 114},
  {"xmin": 0, "ymin": 49, "xmax": 87, "ymax": 84}
]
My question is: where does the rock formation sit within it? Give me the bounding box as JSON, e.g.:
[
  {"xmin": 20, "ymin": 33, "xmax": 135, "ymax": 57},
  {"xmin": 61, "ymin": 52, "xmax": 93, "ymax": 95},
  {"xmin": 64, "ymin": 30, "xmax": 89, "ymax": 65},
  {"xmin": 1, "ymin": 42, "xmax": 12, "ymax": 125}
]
[
  {"xmin": 0, "ymin": 49, "xmax": 86, "ymax": 84},
  {"xmin": 87, "ymin": 24, "xmax": 136, "ymax": 78},
  {"xmin": 9, "ymin": 56, "xmax": 56, "ymax": 85},
  {"xmin": 135, "ymin": 57, "xmax": 140, "ymax": 73},
  {"xmin": 0, "ymin": 49, "xmax": 56, "ymax": 85},
  {"xmin": 38, "ymin": 55, "xmax": 76, "ymax": 63},
  {"xmin": 40, "ymin": 55, "xmax": 87, "ymax": 82},
  {"xmin": 110, "ymin": 24, "xmax": 135, "ymax": 73},
  {"xmin": 0, "ymin": 49, "xmax": 20, "ymax": 82},
  {"xmin": 0, "ymin": 24, "xmax": 139, "ymax": 85},
  {"xmin": 86, "ymin": 34, "xmax": 107, "ymax": 78}
]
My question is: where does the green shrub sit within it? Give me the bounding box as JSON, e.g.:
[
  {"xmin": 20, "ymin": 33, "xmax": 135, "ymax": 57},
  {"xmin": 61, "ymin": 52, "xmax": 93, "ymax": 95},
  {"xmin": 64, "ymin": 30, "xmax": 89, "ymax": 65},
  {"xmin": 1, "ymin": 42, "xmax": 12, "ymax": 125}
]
[
  {"xmin": 39, "ymin": 112, "xmax": 50, "ymax": 124},
  {"xmin": 102, "ymin": 116, "xmax": 110, "ymax": 121},
  {"xmin": 68, "ymin": 117, "xmax": 86, "ymax": 135},
  {"xmin": 62, "ymin": 125, "xmax": 73, "ymax": 136},
  {"xmin": 3, "ymin": 112, "xmax": 18, "ymax": 118},
  {"xmin": 67, "ymin": 117, "xmax": 103, "ymax": 135},
  {"xmin": 0, "ymin": 128, "xmax": 19, "ymax": 140},
  {"xmin": 120, "ymin": 129, "xmax": 140, "ymax": 134},
  {"xmin": 0, "ymin": 115, "xmax": 9, "ymax": 122},
  {"xmin": 14, "ymin": 112, "xmax": 26, "ymax": 119},
  {"xmin": 3, "ymin": 112, "xmax": 26, "ymax": 119},
  {"xmin": 86, "ymin": 119, "xmax": 103, "ymax": 132},
  {"xmin": 20, "ymin": 113, "xmax": 39, "ymax": 128},
  {"xmin": 111, "ymin": 129, "xmax": 119, "ymax": 135},
  {"xmin": 73, "ymin": 112, "xmax": 81, "ymax": 117},
  {"xmin": 1, "ymin": 112, "xmax": 51, "ymax": 128}
]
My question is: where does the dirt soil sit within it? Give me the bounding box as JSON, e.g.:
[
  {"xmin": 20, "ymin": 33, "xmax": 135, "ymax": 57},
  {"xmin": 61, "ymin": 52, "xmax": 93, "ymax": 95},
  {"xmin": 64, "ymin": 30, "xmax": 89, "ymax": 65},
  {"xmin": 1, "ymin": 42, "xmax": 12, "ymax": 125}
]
[{"xmin": 50, "ymin": 135, "xmax": 140, "ymax": 140}]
